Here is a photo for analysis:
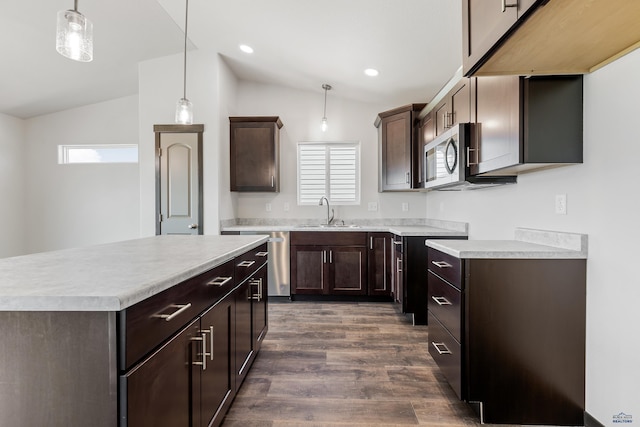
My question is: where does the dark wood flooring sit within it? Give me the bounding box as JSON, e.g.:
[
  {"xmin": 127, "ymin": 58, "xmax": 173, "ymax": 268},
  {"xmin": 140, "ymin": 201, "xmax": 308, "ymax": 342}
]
[{"xmin": 221, "ymin": 301, "xmax": 486, "ymax": 426}]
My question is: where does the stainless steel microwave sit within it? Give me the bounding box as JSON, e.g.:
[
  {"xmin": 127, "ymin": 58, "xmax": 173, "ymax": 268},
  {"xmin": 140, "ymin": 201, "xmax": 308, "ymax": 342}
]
[{"xmin": 423, "ymin": 123, "xmax": 516, "ymax": 191}]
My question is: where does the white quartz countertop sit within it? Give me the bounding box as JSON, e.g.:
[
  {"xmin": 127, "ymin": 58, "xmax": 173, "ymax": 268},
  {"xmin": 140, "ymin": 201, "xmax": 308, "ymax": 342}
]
[
  {"xmin": 222, "ymin": 224, "xmax": 468, "ymax": 237},
  {"xmin": 0, "ymin": 235, "xmax": 269, "ymax": 312},
  {"xmin": 426, "ymin": 228, "xmax": 588, "ymax": 259}
]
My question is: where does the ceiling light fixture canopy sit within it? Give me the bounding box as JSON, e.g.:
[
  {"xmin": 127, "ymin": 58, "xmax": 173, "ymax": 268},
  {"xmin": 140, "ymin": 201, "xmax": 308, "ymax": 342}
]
[
  {"xmin": 175, "ymin": 0, "xmax": 193, "ymax": 124},
  {"xmin": 321, "ymin": 83, "xmax": 332, "ymax": 132},
  {"xmin": 56, "ymin": 0, "xmax": 93, "ymax": 62}
]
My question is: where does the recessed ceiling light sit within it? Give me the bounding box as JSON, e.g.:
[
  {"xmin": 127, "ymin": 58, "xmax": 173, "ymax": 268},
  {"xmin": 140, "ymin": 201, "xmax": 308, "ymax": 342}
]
[
  {"xmin": 239, "ymin": 44, "xmax": 254, "ymax": 54},
  {"xmin": 364, "ymin": 68, "xmax": 379, "ymax": 77}
]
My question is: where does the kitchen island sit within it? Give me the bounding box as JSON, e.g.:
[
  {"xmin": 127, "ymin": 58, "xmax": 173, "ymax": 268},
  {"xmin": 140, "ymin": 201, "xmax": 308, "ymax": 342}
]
[{"xmin": 0, "ymin": 235, "xmax": 269, "ymax": 427}]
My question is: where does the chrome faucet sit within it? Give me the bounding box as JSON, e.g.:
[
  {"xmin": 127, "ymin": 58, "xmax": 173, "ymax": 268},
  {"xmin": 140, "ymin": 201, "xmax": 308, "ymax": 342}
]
[{"xmin": 319, "ymin": 196, "xmax": 334, "ymax": 225}]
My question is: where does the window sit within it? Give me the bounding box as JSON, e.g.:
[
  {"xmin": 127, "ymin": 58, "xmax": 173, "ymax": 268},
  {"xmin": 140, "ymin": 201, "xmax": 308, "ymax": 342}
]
[
  {"xmin": 58, "ymin": 144, "xmax": 138, "ymax": 164},
  {"xmin": 297, "ymin": 141, "xmax": 360, "ymax": 205}
]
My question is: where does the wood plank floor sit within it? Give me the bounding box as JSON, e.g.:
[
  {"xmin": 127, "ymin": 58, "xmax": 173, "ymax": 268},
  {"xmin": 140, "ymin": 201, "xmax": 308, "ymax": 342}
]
[{"xmin": 221, "ymin": 301, "xmax": 485, "ymax": 427}]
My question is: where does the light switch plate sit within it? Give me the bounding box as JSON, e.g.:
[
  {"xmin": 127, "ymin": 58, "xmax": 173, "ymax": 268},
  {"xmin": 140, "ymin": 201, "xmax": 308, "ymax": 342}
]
[
  {"xmin": 368, "ymin": 202, "xmax": 378, "ymax": 211},
  {"xmin": 266, "ymin": 203, "xmax": 272, "ymax": 212},
  {"xmin": 402, "ymin": 202, "xmax": 409, "ymax": 212}
]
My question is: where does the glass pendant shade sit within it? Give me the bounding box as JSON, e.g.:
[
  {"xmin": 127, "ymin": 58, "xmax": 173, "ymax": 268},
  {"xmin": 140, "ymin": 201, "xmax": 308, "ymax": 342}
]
[
  {"xmin": 56, "ymin": 9, "xmax": 93, "ymax": 62},
  {"xmin": 321, "ymin": 117, "xmax": 328, "ymax": 132},
  {"xmin": 175, "ymin": 98, "xmax": 194, "ymax": 124}
]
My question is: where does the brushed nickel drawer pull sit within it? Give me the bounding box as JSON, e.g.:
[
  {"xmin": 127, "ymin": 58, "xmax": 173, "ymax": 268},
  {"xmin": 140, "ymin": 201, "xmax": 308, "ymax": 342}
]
[
  {"xmin": 154, "ymin": 303, "xmax": 192, "ymax": 322},
  {"xmin": 432, "ymin": 342, "xmax": 452, "ymax": 355},
  {"xmin": 237, "ymin": 260, "xmax": 255, "ymax": 268},
  {"xmin": 249, "ymin": 279, "xmax": 262, "ymax": 301},
  {"xmin": 432, "ymin": 260, "xmax": 452, "ymax": 268},
  {"xmin": 501, "ymin": 0, "xmax": 518, "ymax": 12},
  {"xmin": 393, "ymin": 241, "xmax": 402, "ymax": 246},
  {"xmin": 255, "ymin": 251, "xmax": 268, "ymax": 257},
  {"xmin": 191, "ymin": 331, "xmax": 208, "ymax": 370},
  {"xmin": 207, "ymin": 276, "xmax": 232, "ymax": 287},
  {"xmin": 431, "ymin": 296, "xmax": 452, "ymax": 306}
]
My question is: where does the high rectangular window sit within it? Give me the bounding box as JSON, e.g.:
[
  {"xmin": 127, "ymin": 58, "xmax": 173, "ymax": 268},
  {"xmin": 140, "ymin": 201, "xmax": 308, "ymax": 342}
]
[
  {"xmin": 58, "ymin": 144, "xmax": 138, "ymax": 164},
  {"xmin": 297, "ymin": 142, "xmax": 360, "ymax": 205}
]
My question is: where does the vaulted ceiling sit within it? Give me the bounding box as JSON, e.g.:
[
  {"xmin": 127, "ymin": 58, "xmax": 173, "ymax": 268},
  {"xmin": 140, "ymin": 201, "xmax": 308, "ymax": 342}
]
[{"xmin": 0, "ymin": 0, "xmax": 462, "ymax": 119}]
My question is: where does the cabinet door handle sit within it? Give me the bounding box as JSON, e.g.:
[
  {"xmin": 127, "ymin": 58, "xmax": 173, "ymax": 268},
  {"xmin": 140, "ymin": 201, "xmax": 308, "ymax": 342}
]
[
  {"xmin": 329, "ymin": 250, "xmax": 333, "ymax": 264},
  {"xmin": 255, "ymin": 251, "xmax": 268, "ymax": 257},
  {"xmin": 501, "ymin": 0, "xmax": 518, "ymax": 12},
  {"xmin": 322, "ymin": 250, "xmax": 326, "ymax": 264},
  {"xmin": 466, "ymin": 147, "xmax": 478, "ymax": 167},
  {"xmin": 432, "ymin": 342, "xmax": 452, "ymax": 355},
  {"xmin": 208, "ymin": 326, "xmax": 214, "ymax": 361},
  {"xmin": 271, "ymin": 175, "xmax": 275, "ymax": 188},
  {"xmin": 431, "ymin": 260, "xmax": 452, "ymax": 269},
  {"xmin": 237, "ymin": 260, "xmax": 255, "ymax": 268},
  {"xmin": 249, "ymin": 278, "xmax": 262, "ymax": 301},
  {"xmin": 207, "ymin": 276, "xmax": 232, "ymax": 287},
  {"xmin": 192, "ymin": 331, "xmax": 208, "ymax": 370},
  {"xmin": 153, "ymin": 303, "xmax": 192, "ymax": 322},
  {"xmin": 431, "ymin": 296, "xmax": 452, "ymax": 306},
  {"xmin": 393, "ymin": 241, "xmax": 402, "ymax": 246},
  {"xmin": 370, "ymin": 236, "xmax": 373, "ymax": 250},
  {"xmin": 397, "ymin": 258, "xmax": 402, "ymax": 273},
  {"xmin": 405, "ymin": 172, "xmax": 410, "ymax": 184}
]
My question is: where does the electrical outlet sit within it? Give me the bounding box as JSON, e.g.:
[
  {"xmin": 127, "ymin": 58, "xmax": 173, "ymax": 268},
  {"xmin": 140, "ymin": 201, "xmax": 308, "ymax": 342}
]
[
  {"xmin": 368, "ymin": 202, "xmax": 378, "ymax": 212},
  {"xmin": 266, "ymin": 203, "xmax": 272, "ymax": 212},
  {"xmin": 402, "ymin": 202, "xmax": 409, "ymax": 212},
  {"xmin": 555, "ymin": 194, "xmax": 567, "ymax": 215},
  {"xmin": 284, "ymin": 202, "xmax": 290, "ymax": 212}
]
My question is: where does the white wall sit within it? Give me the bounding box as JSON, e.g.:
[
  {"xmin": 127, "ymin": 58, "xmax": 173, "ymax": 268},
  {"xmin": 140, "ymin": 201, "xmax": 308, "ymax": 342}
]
[
  {"xmin": 22, "ymin": 96, "xmax": 140, "ymax": 253},
  {"xmin": 138, "ymin": 50, "xmax": 225, "ymax": 236},
  {"xmin": 234, "ymin": 82, "xmax": 428, "ymax": 223},
  {"xmin": 426, "ymin": 50, "xmax": 640, "ymax": 425},
  {"xmin": 217, "ymin": 59, "xmax": 239, "ymax": 222},
  {"xmin": 0, "ymin": 113, "xmax": 26, "ymax": 257}
]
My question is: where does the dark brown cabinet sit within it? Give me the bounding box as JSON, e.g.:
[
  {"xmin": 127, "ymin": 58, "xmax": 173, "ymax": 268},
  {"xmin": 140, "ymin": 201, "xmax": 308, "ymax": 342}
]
[
  {"xmin": 119, "ymin": 243, "xmax": 269, "ymax": 427},
  {"xmin": 230, "ymin": 116, "xmax": 282, "ymax": 192},
  {"xmin": 433, "ymin": 79, "xmax": 471, "ymax": 138},
  {"xmin": 427, "ymin": 247, "xmax": 586, "ymax": 425},
  {"xmin": 290, "ymin": 232, "xmax": 367, "ymax": 296},
  {"xmin": 391, "ymin": 234, "xmax": 403, "ymax": 306},
  {"xmin": 470, "ymin": 75, "xmax": 583, "ymax": 176},
  {"xmin": 462, "ymin": 0, "xmax": 640, "ymax": 76},
  {"xmin": 462, "ymin": 0, "xmax": 537, "ymax": 76},
  {"xmin": 375, "ymin": 104, "xmax": 425, "ymax": 191},
  {"xmin": 367, "ymin": 232, "xmax": 392, "ymax": 297}
]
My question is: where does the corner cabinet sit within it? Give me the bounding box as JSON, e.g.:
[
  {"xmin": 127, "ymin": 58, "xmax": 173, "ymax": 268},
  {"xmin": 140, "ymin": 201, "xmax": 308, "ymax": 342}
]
[
  {"xmin": 470, "ymin": 74, "xmax": 583, "ymax": 176},
  {"xmin": 427, "ymin": 247, "xmax": 586, "ymax": 425},
  {"xmin": 230, "ymin": 116, "xmax": 283, "ymax": 192},
  {"xmin": 375, "ymin": 104, "xmax": 425, "ymax": 191}
]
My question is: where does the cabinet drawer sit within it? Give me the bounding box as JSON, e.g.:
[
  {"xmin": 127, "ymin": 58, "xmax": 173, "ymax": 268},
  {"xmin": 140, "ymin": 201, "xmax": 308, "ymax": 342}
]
[
  {"xmin": 428, "ymin": 312, "xmax": 463, "ymax": 400},
  {"xmin": 235, "ymin": 243, "xmax": 268, "ymax": 283},
  {"xmin": 119, "ymin": 259, "xmax": 236, "ymax": 371},
  {"xmin": 427, "ymin": 247, "xmax": 462, "ymax": 289},
  {"xmin": 290, "ymin": 231, "xmax": 366, "ymax": 246},
  {"xmin": 427, "ymin": 271, "xmax": 462, "ymax": 342}
]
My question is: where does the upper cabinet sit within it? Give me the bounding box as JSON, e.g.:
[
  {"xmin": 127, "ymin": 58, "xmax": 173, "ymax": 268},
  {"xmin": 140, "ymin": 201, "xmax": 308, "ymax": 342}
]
[
  {"xmin": 375, "ymin": 104, "xmax": 425, "ymax": 192},
  {"xmin": 433, "ymin": 79, "xmax": 471, "ymax": 138},
  {"xmin": 463, "ymin": 0, "xmax": 640, "ymax": 76},
  {"xmin": 470, "ymin": 74, "xmax": 583, "ymax": 176},
  {"xmin": 230, "ymin": 116, "xmax": 283, "ymax": 192}
]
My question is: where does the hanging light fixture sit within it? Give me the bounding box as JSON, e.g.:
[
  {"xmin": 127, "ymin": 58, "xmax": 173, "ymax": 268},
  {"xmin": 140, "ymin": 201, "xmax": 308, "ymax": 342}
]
[
  {"xmin": 175, "ymin": 0, "xmax": 193, "ymax": 124},
  {"xmin": 56, "ymin": 0, "xmax": 93, "ymax": 62},
  {"xmin": 321, "ymin": 83, "xmax": 332, "ymax": 132}
]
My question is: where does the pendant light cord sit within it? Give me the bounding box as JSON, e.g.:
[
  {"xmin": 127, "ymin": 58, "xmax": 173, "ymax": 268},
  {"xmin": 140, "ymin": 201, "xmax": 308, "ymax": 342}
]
[
  {"xmin": 73, "ymin": 0, "xmax": 78, "ymax": 12},
  {"xmin": 323, "ymin": 87, "xmax": 327, "ymax": 117},
  {"xmin": 183, "ymin": 0, "xmax": 189, "ymax": 100}
]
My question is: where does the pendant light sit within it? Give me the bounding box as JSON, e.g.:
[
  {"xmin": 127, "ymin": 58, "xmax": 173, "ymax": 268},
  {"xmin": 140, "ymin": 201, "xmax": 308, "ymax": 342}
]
[
  {"xmin": 56, "ymin": 0, "xmax": 93, "ymax": 62},
  {"xmin": 175, "ymin": 0, "xmax": 193, "ymax": 124},
  {"xmin": 321, "ymin": 83, "xmax": 332, "ymax": 132}
]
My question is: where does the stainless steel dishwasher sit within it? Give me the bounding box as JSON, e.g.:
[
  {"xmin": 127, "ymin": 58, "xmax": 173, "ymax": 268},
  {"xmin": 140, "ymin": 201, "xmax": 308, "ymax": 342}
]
[{"xmin": 239, "ymin": 231, "xmax": 290, "ymax": 298}]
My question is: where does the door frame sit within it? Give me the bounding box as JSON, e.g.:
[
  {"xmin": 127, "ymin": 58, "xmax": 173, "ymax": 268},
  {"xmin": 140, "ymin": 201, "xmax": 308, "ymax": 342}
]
[{"xmin": 154, "ymin": 124, "xmax": 204, "ymax": 235}]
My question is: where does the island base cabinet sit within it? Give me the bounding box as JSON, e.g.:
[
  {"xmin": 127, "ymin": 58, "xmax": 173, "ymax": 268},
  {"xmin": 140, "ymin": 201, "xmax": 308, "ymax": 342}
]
[
  {"xmin": 120, "ymin": 318, "xmax": 200, "ymax": 427},
  {"xmin": 0, "ymin": 312, "xmax": 118, "ymax": 427}
]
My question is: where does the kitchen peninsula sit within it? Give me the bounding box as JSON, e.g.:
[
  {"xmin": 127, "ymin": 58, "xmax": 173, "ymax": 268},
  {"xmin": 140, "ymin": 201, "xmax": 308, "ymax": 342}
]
[{"xmin": 0, "ymin": 235, "xmax": 269, "ymax": 427}]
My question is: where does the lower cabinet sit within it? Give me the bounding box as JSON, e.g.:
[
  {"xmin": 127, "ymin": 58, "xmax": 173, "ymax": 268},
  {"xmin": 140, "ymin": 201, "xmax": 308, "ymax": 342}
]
[
  {"xmin": 119, "ymin": 243, "xmax": 268, "ymax": 427},
  {"xmin": 290, "ymin": 232, "xmax": 367, "ymax": 296},
  {"xmin": 367, "ymin": 232, "xmax": 392, "ymax": 297},
  {"xmin": 427, "ymin": 247, "xmax": 586, "ymax": 425}
]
